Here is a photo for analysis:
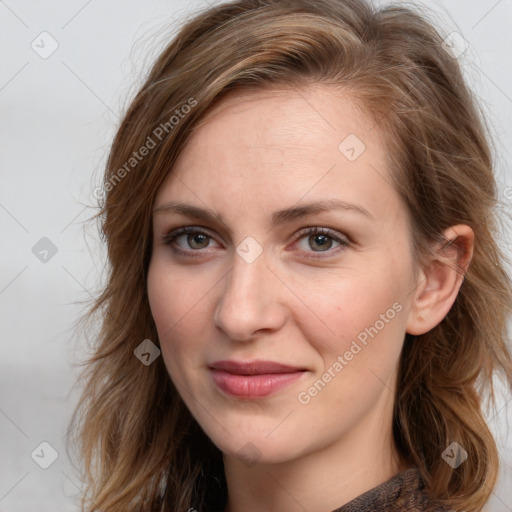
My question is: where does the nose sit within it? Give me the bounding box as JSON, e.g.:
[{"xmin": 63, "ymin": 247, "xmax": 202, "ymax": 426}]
[{"xmin": 213, "ymin": 248, "xmax": 287, "ymax": 342}]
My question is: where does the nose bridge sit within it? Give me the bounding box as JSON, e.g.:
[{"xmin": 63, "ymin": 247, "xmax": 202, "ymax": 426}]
[{"xmin": 214, "ymin": 246, "xmax": 285, "ymax": 340}]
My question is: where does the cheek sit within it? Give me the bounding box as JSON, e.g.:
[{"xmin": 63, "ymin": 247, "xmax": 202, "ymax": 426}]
[
  {"xmin": 298, "ymin": 263, "xmax": 407, "ymax": 352},
  {"xmin": 147, "ymin": 263, "xmax": 175, "ymax": 336},
  {"xmin": 148, "ymin": 259, "xmax": 205, "ymax": 332},
  {"xmin": 147, "ymin": 260, "xmax": 213, "ymax": 370},
  {"xmin": 296, "ymin": 277, "xmax": 407, "ymax": 415},
  {"xmin": 298, "ymin": 276, "xmax": 408, "ymax": 416}
]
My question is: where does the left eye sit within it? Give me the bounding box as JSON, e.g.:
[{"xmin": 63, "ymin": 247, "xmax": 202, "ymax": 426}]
[{"xmin": 294, "ymin": 227, "xmax": 348, "ymax": 254}]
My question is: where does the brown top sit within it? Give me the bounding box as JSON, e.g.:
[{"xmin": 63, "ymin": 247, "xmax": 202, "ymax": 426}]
[
  {"xmin": 154, "ymin": 467, "xmax": 451, "ymax": 511},
  {"xmin": 331, "ymin": 468, "xmax": 449, "ymax": 512}
]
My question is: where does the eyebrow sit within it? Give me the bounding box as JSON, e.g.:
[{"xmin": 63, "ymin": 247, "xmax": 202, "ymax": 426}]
[{"xmin": 153, "ymin": 198, "xmax": 373, "ymax": 228}]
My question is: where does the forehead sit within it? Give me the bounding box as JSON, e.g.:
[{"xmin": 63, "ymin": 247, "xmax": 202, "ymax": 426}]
[
  {"xmin": 154, "ymin": 85, "xmax": 399, "ymax": 221},
  {"xmin": 190, "ymin": 85, "xmax": 375, "ymax": 154}
]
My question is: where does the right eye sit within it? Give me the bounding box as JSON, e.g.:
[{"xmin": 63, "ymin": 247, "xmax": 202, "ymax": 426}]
[{"xmin": 162, "ymin": 226, "xmax": 222, "ymax": 257}]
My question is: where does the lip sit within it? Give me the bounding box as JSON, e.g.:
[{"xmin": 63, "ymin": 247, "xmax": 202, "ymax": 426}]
[
  {"xmin": 209, "ymin": 359, "xmax": 307, "ymax": 398},
  {"xmin": 209, "ymin": 359, "xmax": 305, "ymax": 374}
]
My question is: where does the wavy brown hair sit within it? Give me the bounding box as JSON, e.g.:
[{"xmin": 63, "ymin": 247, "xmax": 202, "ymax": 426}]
[{"xmin": 66, "ymin": 0, "xmax": 512, "ymax": 510}]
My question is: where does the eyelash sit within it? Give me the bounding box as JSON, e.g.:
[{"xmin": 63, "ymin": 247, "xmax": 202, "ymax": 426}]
[{"xmin": 161, "ymin": 225, "xmax": 350, "ymax": 260}]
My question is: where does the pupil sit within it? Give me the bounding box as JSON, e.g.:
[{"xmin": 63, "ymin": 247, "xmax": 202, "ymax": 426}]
[
  {"xmin": 311, "ymin": 234, "xmax": 331, "ymax": 251},
  {"xmin": 189, "ymin": 233, "xmax": 208, "ymax": 249}
]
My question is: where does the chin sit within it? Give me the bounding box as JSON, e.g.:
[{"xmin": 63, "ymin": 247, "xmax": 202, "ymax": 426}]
[{"xmin": 209, "ymin": 428, "xmax": 302, "ymax": 466}]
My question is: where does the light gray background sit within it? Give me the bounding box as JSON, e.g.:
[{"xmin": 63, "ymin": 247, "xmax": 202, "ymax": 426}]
[{"xmin": 1, "ymin": 0, "xmax": 511, "ymax": 510}]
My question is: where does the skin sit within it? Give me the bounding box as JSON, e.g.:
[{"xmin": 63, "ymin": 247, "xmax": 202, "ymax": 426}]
[{"xmin": 147, "ymin": 85, "xmax": 473, "ymax": 512}]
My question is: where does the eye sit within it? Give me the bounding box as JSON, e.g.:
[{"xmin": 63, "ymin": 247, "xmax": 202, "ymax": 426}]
[
  {"xmin": 292, "ymin": 226, "xmax": 349, "ymax": 258},
  {"xmin": 162, "ymin": 226, "xmax": 221, "ymax": 257}
]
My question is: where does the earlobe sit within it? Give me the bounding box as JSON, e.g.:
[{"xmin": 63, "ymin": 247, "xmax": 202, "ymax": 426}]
[{"xmin": 406, "ymin": 224, "xmax": 474, "ymax": 336}]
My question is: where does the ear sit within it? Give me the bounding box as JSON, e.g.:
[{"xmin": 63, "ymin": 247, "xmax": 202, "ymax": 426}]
[{"xmin": 406, "ymin": 224, "xmax": 474, "ymax": 336}]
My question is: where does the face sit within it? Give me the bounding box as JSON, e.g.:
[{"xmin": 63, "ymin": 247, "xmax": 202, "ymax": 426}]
[{"xmin": 147, "ymin": 86, "xmax": 419, "ymax": 465}]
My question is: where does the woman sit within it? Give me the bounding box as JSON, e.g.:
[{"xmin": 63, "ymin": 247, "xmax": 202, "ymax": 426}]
[{"xmin": 67, "ymin": 0, "xmax": 512, "ymax": 511}]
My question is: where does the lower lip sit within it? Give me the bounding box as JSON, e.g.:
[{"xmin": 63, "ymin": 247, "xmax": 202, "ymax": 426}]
[{"xmin": 210, "ymin": 369, "xmax": 305, "ymax": 398}]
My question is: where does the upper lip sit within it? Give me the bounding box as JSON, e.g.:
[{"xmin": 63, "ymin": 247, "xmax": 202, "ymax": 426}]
[{"xmin": 209, "ymin": 360, "xmax": 306, "ymax": 375}]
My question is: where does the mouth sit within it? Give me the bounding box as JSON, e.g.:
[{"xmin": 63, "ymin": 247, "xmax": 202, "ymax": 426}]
[{"xmin": 208, "ymin": 359, "xmax": 308, "ymax": 398}]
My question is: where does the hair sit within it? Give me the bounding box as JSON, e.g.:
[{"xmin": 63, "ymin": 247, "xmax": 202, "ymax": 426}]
[{"xmin": 66, "ymin": 0, "xmax": 512, "ymax": 511}]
